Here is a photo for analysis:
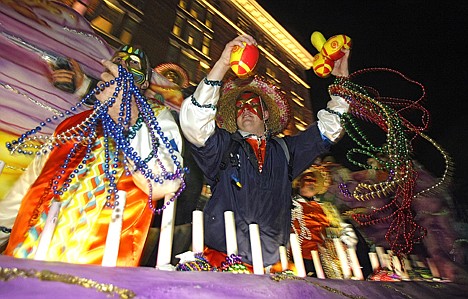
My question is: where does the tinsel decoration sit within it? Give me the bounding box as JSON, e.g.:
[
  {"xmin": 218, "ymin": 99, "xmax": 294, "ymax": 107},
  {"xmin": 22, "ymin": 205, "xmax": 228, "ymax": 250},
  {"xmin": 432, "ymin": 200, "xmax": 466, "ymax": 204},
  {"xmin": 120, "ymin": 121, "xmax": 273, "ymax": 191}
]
[
  {"xmin": 218, "ymin": 254, "xmax": 250, "ymax": 274},
  {"xmin": 175, "ymin": 253, "xmax": 216, "ymax": 272},
  {"xmin": 0, "ymin": 266, "xmax": 135, "ymax": 298}
]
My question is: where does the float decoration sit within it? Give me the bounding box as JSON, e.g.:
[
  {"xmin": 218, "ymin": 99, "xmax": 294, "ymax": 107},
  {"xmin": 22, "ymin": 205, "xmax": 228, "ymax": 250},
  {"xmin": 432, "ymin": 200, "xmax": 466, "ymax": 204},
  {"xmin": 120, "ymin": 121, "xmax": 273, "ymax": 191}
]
[{"xmin": 311, "ymin": 31, "xmax": 352, "ymax": 78}]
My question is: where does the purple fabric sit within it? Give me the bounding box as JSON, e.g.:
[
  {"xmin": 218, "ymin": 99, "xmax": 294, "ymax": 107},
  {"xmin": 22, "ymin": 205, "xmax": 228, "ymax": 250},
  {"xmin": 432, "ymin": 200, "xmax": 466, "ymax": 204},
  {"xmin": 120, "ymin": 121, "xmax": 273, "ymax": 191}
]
[
  {"xmin": 1, "ymin": 255, "xmax": 467, "ymax": 298},
  {"xmin": 0, "ymin": 1, "xmax": 114, "ymax": 136}
]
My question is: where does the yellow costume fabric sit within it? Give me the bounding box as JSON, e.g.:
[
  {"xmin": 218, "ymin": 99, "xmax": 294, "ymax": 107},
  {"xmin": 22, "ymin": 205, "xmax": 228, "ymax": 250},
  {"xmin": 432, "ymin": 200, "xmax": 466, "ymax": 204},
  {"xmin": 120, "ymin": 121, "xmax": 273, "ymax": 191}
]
[{"xmin": 5, "ymin": 109, "xmax": 161, "ymax": 266}]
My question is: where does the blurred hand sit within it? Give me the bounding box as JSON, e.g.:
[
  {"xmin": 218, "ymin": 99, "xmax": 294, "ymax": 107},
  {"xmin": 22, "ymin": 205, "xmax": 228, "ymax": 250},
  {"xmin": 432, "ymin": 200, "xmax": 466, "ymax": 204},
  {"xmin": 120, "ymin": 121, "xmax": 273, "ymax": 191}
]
[
  {"xmin": 51, "ymin": 58, "xmax": 84, "ymax": 93},
  {"xmin": 95, "ymin": 60, "xmax": 139, "ymax": 126},
  {"xmin": 340, "ymin": 222, "xmax": 358, "ymax": 249},
  {"xmin": 331, "ymin": 49, "xmax": 350, "ymax": 77}
]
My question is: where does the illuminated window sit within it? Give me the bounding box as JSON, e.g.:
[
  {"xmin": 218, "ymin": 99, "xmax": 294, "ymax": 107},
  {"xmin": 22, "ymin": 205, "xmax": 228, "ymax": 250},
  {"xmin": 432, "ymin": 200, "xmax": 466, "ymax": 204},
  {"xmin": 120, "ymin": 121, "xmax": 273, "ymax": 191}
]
[
  {"xmin": 91, "ymin": 16, "xmax": 113, "ymax": 34},
  {"xmin": 120, "ymin": 29, "xmax": 132, "ymax": 44},
  {"xmin": 190, "ymin": 1, "xmax": 205, "ymax": 20},
  {"xmin": 119, "ymin": 15, "xmax": 138, "ymax": 44},
  {"xmin": 188, "ymin": 35, "xmax": 194, "ymax": 45},
  {"xmin": 85, "ymin": 1, "xmax": 140, "ymax": 45},
  {"xmin": 202, "ymin": 36, "xmax": 210, "ymax": 55},
  {"xmin": 266, "ymin": 66, "xmax": 276, "ymax": 78},
  {"xmin": 185, "ymin": 25, "xmax": 202, "ymax": 49},
  {"xmin": 173, "ymin": 15, "xmax": 183, "ymax": 36},
  {"xmin": 89, "ymin": 4, "xmax": 121, "ymax": 34},
  {"xmin": 205, "ymin": 12, "xmax": 213, "ymax": 28},
  {"xmin": 179, "ymin": 0, "xmax": 187, "ymax": 9}
]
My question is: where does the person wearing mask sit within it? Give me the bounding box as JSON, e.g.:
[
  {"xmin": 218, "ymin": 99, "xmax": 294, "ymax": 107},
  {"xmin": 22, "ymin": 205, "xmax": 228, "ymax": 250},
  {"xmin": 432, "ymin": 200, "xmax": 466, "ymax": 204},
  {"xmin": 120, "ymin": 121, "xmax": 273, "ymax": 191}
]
[
  {"xmin": 179, "ymin": 34, "xmax": 351, "ymax": 271},
  {"xmin": 3, "ymin": 45, "xmax": 184, "ymax": 266},
  {"xmin": 291, "ymin": 166, "xmax": 359, "ymax": 277}
]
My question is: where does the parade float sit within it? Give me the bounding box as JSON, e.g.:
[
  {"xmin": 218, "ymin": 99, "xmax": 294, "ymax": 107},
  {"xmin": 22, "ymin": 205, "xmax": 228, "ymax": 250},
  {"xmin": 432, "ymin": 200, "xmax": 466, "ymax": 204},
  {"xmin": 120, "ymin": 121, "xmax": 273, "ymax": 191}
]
[{"xmin": 0, "ymin": 1, "xmax": 467, "ymax": 298}]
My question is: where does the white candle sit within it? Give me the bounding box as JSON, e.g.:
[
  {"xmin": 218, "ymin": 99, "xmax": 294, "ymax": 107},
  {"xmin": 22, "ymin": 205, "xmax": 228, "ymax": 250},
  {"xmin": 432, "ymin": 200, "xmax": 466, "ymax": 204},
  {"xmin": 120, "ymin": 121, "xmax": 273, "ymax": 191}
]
[
  {"xmin": 347, "ymin": 247, "xmax": 364, "ymax": 280},
  {"xmin": 410, "ymin": 254, "xmax": 425, "ymax": 268},
  {"xmin": 192, "ymin": 210, "xmax": 204, "ymax": 253},
  {"xmin": 387, "ymin": 250, "xmax": 395, "ymax": 270},
  {"xmin": 392, "ymin": 255, "xmax": 402, "ymax": 272},
  {"xmin": 383, "ymin": 254, "xmax": 391, "ymax": 270},
  {"xmin": 279, "ymin": 245, "xmax": 288, "ymax": 271},
  {"xmin": 290, "ymin": 233, "xmax": 306, "ymax": 277},
  {"xmin": 427, "ymin": 258, "xmax": 441, "ymax": 279},
  {"xmin": 249, "ymin": 224, "xmax": 264, "ymax": 275},
  {"xmin": 102, "ymin": 191, "xmax": 127, "ymax": 267},
  {"xmin": 311, "ymin": 250, "xmax": 325, "ymax": 279},
  {"xmin": 333, "ymin": 238, "xmax": 352, "ymax": 279},
  {"xmin": 392, "ymin": 255, "xmax": 410, "ymax": 280},
  {"xmin": 368, "ymin": 252, "xmax": 380, "ymax": 272},
  {"xmin": 375, "ymin": 246, "xmax": 387, "ymax": 269},
  {"xmin": 34, "ymin": 201, "xmax": 61, "ymax": 260},
  {"xmin": 224, "ymin": 211, "xmax": 238, "ymax": 256},
  {"xmin": 402, "ymin": 255, "xmax": 412, "ymax": 271},
  {"xmin": 156, "ymin": 193, "xmax": 177, "ymax": 268}
]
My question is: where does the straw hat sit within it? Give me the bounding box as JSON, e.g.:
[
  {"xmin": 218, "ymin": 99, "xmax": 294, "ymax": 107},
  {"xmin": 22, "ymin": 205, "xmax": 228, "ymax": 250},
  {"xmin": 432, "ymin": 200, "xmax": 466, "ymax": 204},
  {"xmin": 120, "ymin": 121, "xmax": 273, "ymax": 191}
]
[
  {"xmin": 216, "ymin": 76, "xmax": 291, "ymax": 134},
  {"xmin": 293, "ymin": 165, "xmax": 332, "ymax": 195},
  {"xmin": 154, "ymin": 63, "xmax": 190, "ymax": 88}
]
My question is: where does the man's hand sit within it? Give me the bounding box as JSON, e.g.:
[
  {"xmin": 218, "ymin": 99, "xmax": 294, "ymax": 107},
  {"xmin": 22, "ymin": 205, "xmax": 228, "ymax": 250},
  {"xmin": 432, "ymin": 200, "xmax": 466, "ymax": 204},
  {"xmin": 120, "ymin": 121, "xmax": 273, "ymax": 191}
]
[
  {"xmin": 331, "ymin": 49, "xmax": 350, "ymax": 77},
  {"xmin": 51, "ymin": 58, "xmax": 84, "ymax": 93},
  {"xmin": 208, "ymin": 34, "xmax": 257, "ymax": 81},
  {"xmin": 95, "ymin": 60, "xmax": 139, "ymax": 126},
  {"xmin": 94, "ymin": 60, "xmax": 119, "ymax": 105}
]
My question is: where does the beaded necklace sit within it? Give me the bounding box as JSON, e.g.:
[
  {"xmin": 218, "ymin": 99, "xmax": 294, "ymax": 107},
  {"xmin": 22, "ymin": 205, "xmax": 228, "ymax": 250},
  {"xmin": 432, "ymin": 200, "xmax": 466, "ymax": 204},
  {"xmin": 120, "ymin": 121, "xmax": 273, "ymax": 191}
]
[
  {"xmin": 6, "ymin": 65, "xmax": 186, "ymax": 215},
  {"xmin": 328, "ymin": 68, "xmax": 453, "ymax": 258}
]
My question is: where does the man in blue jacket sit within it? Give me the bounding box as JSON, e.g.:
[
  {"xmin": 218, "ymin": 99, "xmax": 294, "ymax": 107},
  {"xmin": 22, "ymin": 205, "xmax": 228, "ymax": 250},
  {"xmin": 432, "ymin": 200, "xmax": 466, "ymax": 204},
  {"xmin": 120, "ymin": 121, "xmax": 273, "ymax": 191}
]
[{"xmin": 180, "ymin": 34, "xmax": 350, "ymax": 270}]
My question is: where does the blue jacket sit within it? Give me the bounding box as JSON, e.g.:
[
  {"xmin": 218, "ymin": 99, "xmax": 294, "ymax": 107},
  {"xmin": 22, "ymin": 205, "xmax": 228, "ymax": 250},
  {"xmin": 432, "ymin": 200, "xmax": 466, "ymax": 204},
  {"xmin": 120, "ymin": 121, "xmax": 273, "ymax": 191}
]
[{"xmin": 191, "ymin": 123, "xmax": 331, "ymax": 266}]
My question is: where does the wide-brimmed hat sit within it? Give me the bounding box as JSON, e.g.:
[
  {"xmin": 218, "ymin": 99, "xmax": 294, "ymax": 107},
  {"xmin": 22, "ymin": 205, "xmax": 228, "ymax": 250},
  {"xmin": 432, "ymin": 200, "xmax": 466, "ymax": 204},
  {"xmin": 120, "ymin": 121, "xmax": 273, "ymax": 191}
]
[
  {"xmin": 293, "ymin": 165, "xmax": 332, "ymax": 195},
  {"xmin": 154, "ymin": 63, "xmax": 190, "ymax": 88},
  {"xmin": 216, "ymin": 76, "xmax": 291, "ymax": 134}
]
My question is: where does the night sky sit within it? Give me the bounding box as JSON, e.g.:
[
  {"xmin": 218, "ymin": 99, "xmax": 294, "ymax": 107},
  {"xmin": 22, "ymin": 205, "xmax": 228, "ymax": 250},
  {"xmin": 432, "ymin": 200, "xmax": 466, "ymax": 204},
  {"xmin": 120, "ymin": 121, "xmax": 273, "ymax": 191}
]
[{"xmin": 257, "ymin": 0, "xmax": 468, "ymax": 216}]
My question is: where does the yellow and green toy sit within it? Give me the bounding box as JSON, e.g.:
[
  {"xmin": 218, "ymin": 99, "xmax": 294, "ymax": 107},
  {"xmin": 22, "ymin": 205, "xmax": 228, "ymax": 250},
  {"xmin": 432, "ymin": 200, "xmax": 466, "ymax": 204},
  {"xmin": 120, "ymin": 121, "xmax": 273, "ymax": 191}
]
[
  {"xmin": 230, "ymin": 42, "xmax": 259, "ymax": 78},
  {"xmin": 311, "ymin": 31, "xmax": 352, "ymax": 78}
]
